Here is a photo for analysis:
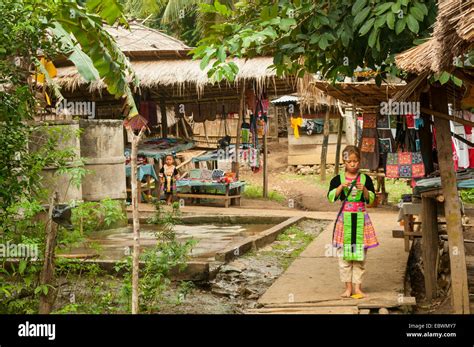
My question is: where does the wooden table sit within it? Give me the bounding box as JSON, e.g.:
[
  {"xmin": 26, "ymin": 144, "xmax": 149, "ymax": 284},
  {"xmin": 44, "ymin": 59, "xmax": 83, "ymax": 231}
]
[{"xmin": 176, "ymin": 180, "xmax": 245, "ymax": 208}]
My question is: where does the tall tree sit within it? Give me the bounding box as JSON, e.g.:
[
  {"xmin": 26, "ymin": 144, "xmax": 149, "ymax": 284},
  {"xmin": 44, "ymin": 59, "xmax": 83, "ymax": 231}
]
[
  {"xmin": 190, "ymin": 0, "xmax": 438, "ymax": 83},
  {"xmin": 1, "ymin": 0, "xmax": 142, "ymax": 313}
]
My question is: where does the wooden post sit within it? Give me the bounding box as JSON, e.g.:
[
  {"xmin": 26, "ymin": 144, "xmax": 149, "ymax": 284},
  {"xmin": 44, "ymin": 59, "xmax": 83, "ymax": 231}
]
[
  {"xmin": 203, "ymin": 120, "xmax": 210, "ymax": 147},
  {"xmin": 126, "ymin": 126, "xmax": 146, "ymax": 314},
  {"xmin": 403, "ymin": 214, "xmax": 412, "ymax": 252},
  {"xmin": 160, "ymin": 99, "xmax": 168, "ymax": 138},
  {"xmin": 234, "ymin": 83, "xmax": 245, "ymax": 179},
  {"xmin": 38, "ymin": 192, "xmax": 59, "ymax": 314},
  {"xmin": 335, "ymin": 108, "xmax": 343, "ymax": 175},
  {"xmin": 181, "ymin": 117, "xmax": 189, "ymax": 139},
  {"xmin": 431, "ymin": 85, "xmax": 470, "ymax": 314},
  {"xmin": 352, "ymin": 103, "xmax": 358, "ymax": 147},
  {"xmin": 263, "ymin": 129, "xmax": 268, "ymax": 198},
  {"xmin": 421, "ymin": 196, "xmax": 439, "ymax": 300},
  {"xmin": 320, "ymin": 106, "xmax": 330, "ymax": 181}
]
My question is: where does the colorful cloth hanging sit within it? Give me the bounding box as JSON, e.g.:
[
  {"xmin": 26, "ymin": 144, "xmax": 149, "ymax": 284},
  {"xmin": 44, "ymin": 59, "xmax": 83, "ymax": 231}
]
[
  {"xmin": 385, "ymin": 152, "xmax": 425, "ymax": 179},
  {"xmin": 359, "ymin": 113, "xmax": 379, "ymax": 170},
  {"xmin": 291, "ymin": 116, "xmax": 303, "ymax": 138}
]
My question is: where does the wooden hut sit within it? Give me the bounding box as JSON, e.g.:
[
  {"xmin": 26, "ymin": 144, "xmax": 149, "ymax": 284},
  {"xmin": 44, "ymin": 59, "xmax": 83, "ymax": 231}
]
[
  {"xmin": 52, "ymin": 22, "xmax": 296, "ymax": 198},
  {"xmin": 53, "ymin": 22, "xmax": 295, "ymax": 146}
]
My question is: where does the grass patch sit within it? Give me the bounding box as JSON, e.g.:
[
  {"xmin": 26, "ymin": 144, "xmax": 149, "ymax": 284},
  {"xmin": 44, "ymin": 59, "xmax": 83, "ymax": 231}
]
[
  {"xmin": 245, "ymin": 225, "xmax": 315, "ymax": 270},
  {"xmin": 242, "ymin": 183, "xmax": 285, "ymax": 203},
  {"xmin": 278, "ymin": 172, "xmax": 329, "ymax": 190},
  {"xmin": 384, "ymin": 178, "xmax": 412, "ymax": 204}
]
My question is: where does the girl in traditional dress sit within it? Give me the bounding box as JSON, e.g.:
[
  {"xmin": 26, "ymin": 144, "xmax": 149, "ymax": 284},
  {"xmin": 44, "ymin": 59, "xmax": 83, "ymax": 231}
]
[
  {"xmin": 327, "ymin": 145, "xmax": 379, "ymax": 298},
  {"xmin": 159, "ymin": 154, "xmax": 179, "ymax": 205}
]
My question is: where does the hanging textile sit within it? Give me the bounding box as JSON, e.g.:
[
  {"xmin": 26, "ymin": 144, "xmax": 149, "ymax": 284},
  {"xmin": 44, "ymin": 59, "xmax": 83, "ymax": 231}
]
[
  {"xmin": 256, "ymin": 115, "xmax": 267, "ymax": 137},
  {"xmin": 290, "ymin": 116, "xmax": 303, "ymax": 138},
  {"xmin": 451, "ymin": 121, "xmax": 470, "ymax": 169},
  {"xmin": 302, "ymin": 119, "xmax": 324, "ymax": 135},
  {"xmin": 250, "ymin": 113, "xmax": 258, "ymax": 146},
  {"xmin": 139, "ymin": 101, "xmax": 158, "ymax": 127},
  {"xmin": 385, "ymin": 152, "xmax": 425, "ymax": 179},
  {"xmin": 377, "ymin": 113, "xmax": 396, "ymax": 168},
  {"xmin": 463, "ymin": 110, "xmax": 474, "ymax": 168},
  {"xmin": 241, "ymin": 119, "xmax": 251, "ymax": 144},
  {"xmin": 359, "ymin": 113, "xmax": 379, "ymax": 170}
]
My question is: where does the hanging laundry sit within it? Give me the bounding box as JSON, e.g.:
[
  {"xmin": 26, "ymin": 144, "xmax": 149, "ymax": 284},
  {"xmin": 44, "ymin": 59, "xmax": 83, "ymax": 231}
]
[
  {"xmin": 462, "ymin": 110, "xmax": 474, "ymax": 168},
  {"xmin": 451, "ymin": 121, "xmax": 470, "ymax": 169},
  {"xmin": 256, "ymin": 113, "xmax": 267, "ymax": 137},
  {"xmin": 291, "ymin": 116, "xmax": 303, "ymax": 138},
  {"xmin": 139, "ymin": 101, "xmax": 158, "ymax": 127},
  {"xmin": 241, "ymin": 119, "xmax": 251, "ymax": 144}
]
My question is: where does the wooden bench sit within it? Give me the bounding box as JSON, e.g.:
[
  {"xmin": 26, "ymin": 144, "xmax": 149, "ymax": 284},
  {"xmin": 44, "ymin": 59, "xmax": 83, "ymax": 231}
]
[{"xmin": 177, "ymin": 185, "xmax": 242, "ymax": 208}]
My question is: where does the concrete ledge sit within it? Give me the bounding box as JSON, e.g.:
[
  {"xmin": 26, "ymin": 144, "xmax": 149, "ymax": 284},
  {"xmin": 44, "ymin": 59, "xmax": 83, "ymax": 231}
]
[
  {"xmin": 128, "ymin": 214, "xmax": 288, "ymax": 225},
  {"xmin": 215, "ymin": 216, "xmax": 304, "ymax": 262}
]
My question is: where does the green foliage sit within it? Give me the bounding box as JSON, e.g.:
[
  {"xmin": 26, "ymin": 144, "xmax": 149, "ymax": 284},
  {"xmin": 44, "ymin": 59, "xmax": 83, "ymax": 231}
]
[
  {"xmin": 53, "ymin": 1, "xmax": 139, "ymax": 114},
  {"xmin": 0, "ymin": 259, "xmax": 43, "ymax": 314},
  {"xmin": 460, "ymin": 189, "xmax": 474, "ymax": 204},
  {"xmin": 119, "ymin": 206, "xmax": 197, "ymax": 313},
  {"xmin": 257, "ymin": 225, "xmax": 315, "ymax": 270},
  {"xmin": 0, "ymin": 0, "xmax": 140, "ymax": 313},
  {"xmin": 147, "ymin": 199, "xmax": 182, "ymax": 239},
  {"xmin": 242, "ymin": 183, "xmax": 285, "ymax": 203},
  {"xmin": 71, "ymin": 198, "xmax": 126, "ymax": 234},
  {"xmin": 190, "ymin": 0, "xmax": 438, "ymax": 83}
]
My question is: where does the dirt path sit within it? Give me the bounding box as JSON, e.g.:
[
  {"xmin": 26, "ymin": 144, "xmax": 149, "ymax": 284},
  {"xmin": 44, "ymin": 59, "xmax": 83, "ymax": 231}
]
[
  {"xmin": 249, "ymin": 209, "xmax": 412, "ymax": 314},
  {"xmin": 239, "ymin": 140, "xmax": 396, "ymax": 212},
  {"xmin": 238, "ymin": 141, "xmax": 337, "ymax": 211}
]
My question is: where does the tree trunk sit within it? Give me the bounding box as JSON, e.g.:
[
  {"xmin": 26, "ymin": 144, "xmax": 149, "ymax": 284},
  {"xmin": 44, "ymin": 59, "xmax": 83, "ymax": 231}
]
[
  {"xmin": 39, "ymin": 192, "xmax": 59, "ymax": 314},
  {"xmin": 431, "ymin": 85, "xmax": 470, "ymax": 313}
]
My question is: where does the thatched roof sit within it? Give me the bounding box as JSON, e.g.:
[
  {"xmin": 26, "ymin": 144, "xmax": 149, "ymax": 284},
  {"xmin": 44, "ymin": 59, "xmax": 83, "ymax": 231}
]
[
  {"xmin": 396, "ymin": 0, "xmax": 474, "ymax": 74},
  {"xmin": 107, "ymin": 22, "xmax": 191, "ymax": 58},
  {"xmin": 55, "ymin": 57, "xmax": 296, "ymax": 98},
  {"xmin": 309, "ymin": 80, "xmax": 406, "ymax": 108}
]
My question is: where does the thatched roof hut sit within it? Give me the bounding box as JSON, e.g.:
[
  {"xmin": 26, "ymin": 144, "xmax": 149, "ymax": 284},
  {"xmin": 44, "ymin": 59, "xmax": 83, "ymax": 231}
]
[
  {"xmin": 56, "ymin": 56, "xmax": 293, "ymax": 99},
  {"xmin": 54, "ymin": 22, "xmax": 296, "ymax": 100},
  {"xmin": 396, "ymin": 0, "xmax": 473, "ymax": 74},
  {"xmin": 309, "ymin": 80, "xmax": 406, "ymax": 108}
]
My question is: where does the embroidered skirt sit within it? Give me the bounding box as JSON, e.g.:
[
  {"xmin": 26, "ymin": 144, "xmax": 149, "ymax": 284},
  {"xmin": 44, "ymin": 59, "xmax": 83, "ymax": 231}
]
[{"xmin": 333, "ymin": 202, "xmax": 379, "ymax": 249}]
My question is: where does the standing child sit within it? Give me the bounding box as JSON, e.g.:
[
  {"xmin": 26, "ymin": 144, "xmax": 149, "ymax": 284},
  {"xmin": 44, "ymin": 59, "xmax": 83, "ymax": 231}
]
[
  {"xmin": 327, "ymin": 145, "xmax": 379, "ymax": 298},
  {"xmin": 159, "ymin": 154, "xmax": 179, "ymax": 205}
]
